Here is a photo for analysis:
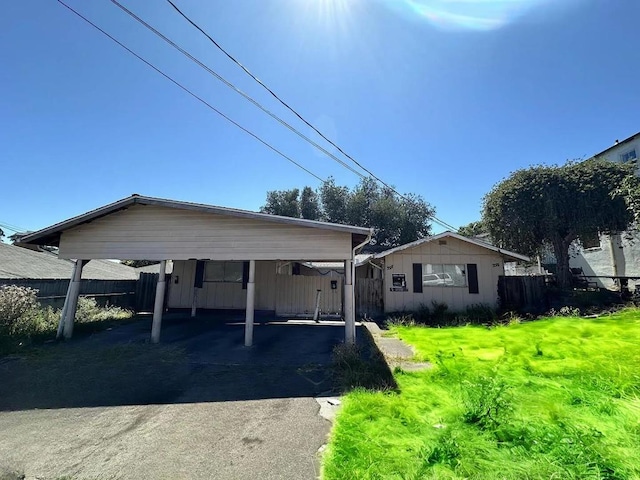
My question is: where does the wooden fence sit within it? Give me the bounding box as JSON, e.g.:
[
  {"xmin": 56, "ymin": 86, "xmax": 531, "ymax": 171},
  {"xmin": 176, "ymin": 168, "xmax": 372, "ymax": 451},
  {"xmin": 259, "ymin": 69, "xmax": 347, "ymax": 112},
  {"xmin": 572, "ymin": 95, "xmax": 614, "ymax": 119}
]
[
  {"xmin": 0, "ymin": 278, "xmax": 138, "ymax": 310},
  {"xmin": 275, "ymin": 274, "xmax": 343, "ymax": 316},
  {"xmin": 498, "ymin": 275, "xmax": 547, "ymax": 312},
  {"xmin": 356, "ymin": 278, "xmax": 384, "ymax": 318}
]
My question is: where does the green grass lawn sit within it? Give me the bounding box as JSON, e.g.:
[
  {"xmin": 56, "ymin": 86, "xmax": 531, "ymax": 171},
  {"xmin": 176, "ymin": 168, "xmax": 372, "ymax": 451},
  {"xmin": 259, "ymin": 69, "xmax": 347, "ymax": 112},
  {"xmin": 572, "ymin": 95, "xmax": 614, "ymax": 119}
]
[{"xmin": 323, "ymin": 309, "xmax": 640, "ymax": 480}]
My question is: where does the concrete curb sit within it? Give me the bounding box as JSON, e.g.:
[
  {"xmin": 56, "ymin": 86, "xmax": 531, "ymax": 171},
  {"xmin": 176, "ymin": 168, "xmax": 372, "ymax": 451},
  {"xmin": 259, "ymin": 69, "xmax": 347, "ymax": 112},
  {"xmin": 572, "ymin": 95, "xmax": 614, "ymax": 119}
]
[{"xmin": 362, "ymin": 321, "xmax": 432, "ymax": 372}]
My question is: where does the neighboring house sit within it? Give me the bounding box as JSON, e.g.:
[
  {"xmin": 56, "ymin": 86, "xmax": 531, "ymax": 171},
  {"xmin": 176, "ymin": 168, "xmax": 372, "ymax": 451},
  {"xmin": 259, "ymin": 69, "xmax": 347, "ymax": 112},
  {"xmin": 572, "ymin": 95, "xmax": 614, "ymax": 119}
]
[
  {"xmin": 0, "ymin": 241, "xmax": 139, "ymax": 308},
  {"xmin": 135, "ymin": 261, "xmax": 174, "ymax": 275},
  {"xmin": 358, "ymin": 231, "xmax": 529, "ymax": 313},
  {"xmin": 569, "ymin": 131, "xmax": 640, "ymax": 290},
  {"xmin": 0, "ymin": 242, "xmax": 137, "ymax": 280},
  {"xmin": 20, "ymin": 195, "xmax": 372, "ymax": 345}
]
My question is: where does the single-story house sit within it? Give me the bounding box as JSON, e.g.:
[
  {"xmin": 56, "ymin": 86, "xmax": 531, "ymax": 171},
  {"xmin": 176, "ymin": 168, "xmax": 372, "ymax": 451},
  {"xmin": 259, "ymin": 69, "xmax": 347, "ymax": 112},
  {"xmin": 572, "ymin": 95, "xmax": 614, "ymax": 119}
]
[
  {"xmin": 21, "ymin": 195, "xmax": 372, "ymax": 345},
  {"xmin": 361, "ymin": 232, "xmax": 529, "ymax": 313}
]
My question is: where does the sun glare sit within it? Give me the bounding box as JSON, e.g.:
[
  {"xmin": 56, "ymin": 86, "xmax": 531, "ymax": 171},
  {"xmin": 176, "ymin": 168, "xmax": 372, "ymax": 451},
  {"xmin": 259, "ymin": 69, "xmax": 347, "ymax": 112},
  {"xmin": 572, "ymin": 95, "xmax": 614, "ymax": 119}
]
[{"xmin": 380, "ymin": 0, "xmax": 557, "ymax": 31}]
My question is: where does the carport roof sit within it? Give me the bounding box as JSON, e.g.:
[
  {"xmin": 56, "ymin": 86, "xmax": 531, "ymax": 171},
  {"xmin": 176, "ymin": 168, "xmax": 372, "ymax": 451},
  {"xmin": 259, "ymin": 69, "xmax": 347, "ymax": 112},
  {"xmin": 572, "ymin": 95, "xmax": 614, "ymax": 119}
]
[{"xmin": 21, "ymin": 194, "xmax": 372, "ymax": 247}]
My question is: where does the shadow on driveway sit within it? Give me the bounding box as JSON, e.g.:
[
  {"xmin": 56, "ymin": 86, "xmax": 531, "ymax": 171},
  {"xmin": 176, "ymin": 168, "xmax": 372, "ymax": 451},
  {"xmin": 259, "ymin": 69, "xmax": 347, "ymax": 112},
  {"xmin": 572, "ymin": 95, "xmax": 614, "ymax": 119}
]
[{"xmin": 0, "ymin": 314, "xmax": 382, "ymax": 411}]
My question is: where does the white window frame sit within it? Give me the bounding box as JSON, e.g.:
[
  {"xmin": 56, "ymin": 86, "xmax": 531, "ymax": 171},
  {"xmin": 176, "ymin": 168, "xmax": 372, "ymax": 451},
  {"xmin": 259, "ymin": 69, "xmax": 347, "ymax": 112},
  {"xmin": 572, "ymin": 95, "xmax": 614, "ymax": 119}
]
[
  {"xmin": 423, "ymin": 264, "xmax": 467, "ymax": 287},
  {"xmin": 620, "ymin": 148, "xmax": 637, "ymax": 163},
  {"xmin": 204, "ymin": 261, "xmax": 244, "ymax": 283}
]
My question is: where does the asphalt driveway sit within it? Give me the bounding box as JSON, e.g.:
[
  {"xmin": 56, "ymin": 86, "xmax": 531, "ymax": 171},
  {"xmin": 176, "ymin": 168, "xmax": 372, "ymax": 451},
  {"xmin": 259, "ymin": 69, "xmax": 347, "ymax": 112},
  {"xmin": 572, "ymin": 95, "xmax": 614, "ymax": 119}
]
[{"xmin": 0, "ymin": 314, "xmax": 364, "ymax": 480}]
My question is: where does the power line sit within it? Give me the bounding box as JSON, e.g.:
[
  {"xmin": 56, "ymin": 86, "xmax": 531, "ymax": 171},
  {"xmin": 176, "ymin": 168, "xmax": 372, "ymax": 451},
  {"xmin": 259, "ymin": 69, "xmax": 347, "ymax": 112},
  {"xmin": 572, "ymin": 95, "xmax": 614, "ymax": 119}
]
[
  {"xmin": 109, "ymin": 0, "xmax": 366, "ymax": 181},
  {"xmin": 165, "ymin": 0, "xmax": 459, "ymax": 232},
  {"xmin": 0, "ymin": 221, "xmax": 28, "ymax": 234},
  {"xmin": 58, "ymin": 0, "xmax": 458, "ymax": 232},
  {"xmin": 56, "ymin": 0, "xmax": 326, "ymax": 184}
]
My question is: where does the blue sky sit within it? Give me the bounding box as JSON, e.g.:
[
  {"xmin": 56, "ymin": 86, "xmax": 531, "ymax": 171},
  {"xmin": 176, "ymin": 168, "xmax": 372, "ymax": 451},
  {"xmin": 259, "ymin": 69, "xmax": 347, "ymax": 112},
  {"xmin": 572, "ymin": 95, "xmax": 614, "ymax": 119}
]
[{"xmin": 1, "ymin": 0, "xmax": 639, "ymax": 236}]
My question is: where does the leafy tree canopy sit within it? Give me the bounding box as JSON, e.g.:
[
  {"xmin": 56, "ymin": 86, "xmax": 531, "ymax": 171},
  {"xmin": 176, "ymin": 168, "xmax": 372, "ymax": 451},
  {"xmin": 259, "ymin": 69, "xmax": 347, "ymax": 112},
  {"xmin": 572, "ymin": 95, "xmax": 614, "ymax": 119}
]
[
  {"xmin": 483, "ymin": 159, "xmax": 639, "ymax": 289},
  {"xmin": 121, "ymin": 260, "xmax": 160, "ymax": 268},
  {"xmin": 261, "ymin": 177, "xmax": 435, "ymax": 247},
  {"xmin": 458, "ymin": 220, "xmax": 486, "ymax": 238}
]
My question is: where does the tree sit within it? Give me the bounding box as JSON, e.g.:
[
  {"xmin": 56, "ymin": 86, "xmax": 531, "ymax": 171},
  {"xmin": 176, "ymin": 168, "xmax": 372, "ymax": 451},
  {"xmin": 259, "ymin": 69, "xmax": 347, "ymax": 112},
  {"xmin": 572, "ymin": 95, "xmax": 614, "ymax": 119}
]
[
  {"xmin": 300, "ymin": 186, "xmax": 321, "ymax": 220},
  {"xmin": 261, "ymin": 177, "xmax": 435, "ymax": 247},
  {"xmin": 0, "ymin": 228, "xmax": 4, "ymax": 240},
  {"xmin": 458, "ymin": 221, "xmax": 486, "ymax": 238},
  {"xmin": 121, "ymin": 260, "xmax": 159, "ymax": 268},
  {"xmin": 483, "ymin": 160, "xmax": 639, "ymax": 289},
  {"xmin": 261, "ymin": 188, "xmax": 301, "ymax": 218},
  {"xmin": 320, "ymin": 179, "xmax": 350, "ymax": 224}
]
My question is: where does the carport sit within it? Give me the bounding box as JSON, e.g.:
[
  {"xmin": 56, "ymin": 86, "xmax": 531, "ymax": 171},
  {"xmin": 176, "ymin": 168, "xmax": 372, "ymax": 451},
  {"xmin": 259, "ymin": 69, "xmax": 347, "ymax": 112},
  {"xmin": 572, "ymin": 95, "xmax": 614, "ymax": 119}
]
[{"xmin": 21, "ymin": 195, "xmax": 372, "ymax": 346}]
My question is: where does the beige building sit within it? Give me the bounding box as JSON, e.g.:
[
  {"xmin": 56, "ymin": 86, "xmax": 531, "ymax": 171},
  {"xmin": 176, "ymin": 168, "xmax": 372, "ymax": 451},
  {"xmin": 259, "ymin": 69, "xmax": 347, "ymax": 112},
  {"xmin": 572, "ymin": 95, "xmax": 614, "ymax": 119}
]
[
  {"xmin": 366, "ymin": 232, "xmax": 529, "ymax": 313},
  {"xmin": 21, "ymin": 195, "xmax": 372, "ymax": 346}
]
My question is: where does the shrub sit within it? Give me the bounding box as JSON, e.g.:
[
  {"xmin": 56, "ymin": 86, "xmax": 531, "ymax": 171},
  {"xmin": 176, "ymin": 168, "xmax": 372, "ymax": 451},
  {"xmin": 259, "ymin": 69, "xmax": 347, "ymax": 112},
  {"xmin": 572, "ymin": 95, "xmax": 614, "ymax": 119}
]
[
  {"xmin": 0, "ymin": 285, "xmax": 40, "ymax": 336},
  {"xmin": 430, "ymin": 301, "xmax": 449, "ymax": 322},
  {"xmin": 548, "ymin": 306, "xmax": 582, "ymax": 317},
  {"xmin": 464, "ymin": 303, "xmax": 497, "ymax": 324},
  {"xmin": 75, "ymin": 297, "xmax": 132, "ymax": 323},
  {"xmin": 461, "ymin": 374, "xmax": 512, "ymax": 429},
  {"xmin": 385, "ymin": 314, "xmax": 415, "ymax": 327}
]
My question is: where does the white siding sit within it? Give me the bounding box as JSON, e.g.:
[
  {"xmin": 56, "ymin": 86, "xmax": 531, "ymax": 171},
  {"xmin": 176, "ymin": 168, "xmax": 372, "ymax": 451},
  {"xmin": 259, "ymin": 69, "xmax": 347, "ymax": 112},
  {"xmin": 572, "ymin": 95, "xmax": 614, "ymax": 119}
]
[
  {"xmin": 59, "ymin": 205, "xmax": 353, "ymax": 261},
  {"xmin": 274, "ymin": 274, "xmax": 343, "ymax": 316},
  {"xmin": 595, "ymin": 139, "xmax": 640, "ymax": 170},
  {"xmin": 570, "ymin": 233, "xmax": 640, "ymax": 290},
  {"xmin": 382, "ymin": 237, "xmax": 504, "ymax": 313},
  {"xmin": 168, "ymin": 260, "xmax": 277, "ymax": 310}
]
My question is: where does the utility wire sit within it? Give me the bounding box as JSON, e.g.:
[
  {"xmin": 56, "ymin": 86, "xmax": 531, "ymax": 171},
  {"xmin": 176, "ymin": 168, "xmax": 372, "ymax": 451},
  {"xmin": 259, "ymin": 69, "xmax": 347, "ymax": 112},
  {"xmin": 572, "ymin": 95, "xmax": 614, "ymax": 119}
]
[
  {"xmin": 57, "ymin": 0, "xmax": 326, "ymax": 184},
  {"xmin": 0, "ymin": 221, "xmax": 28, "ymax": 233},
  {"xmin": 165, "ymin": 0, "xmax": 460, "ymax": 232},
  {"xmin": 109, "ymin": 0, "xmax": 366, "ymax": 180}
]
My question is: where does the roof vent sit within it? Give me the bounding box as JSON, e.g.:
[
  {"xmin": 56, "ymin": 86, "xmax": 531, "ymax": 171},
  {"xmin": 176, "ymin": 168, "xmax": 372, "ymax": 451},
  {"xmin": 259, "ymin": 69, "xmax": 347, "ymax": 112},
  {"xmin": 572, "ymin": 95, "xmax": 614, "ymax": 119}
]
[{"xmin": 439, "ymin": 240, "xmax": 447, "ymax": 245}]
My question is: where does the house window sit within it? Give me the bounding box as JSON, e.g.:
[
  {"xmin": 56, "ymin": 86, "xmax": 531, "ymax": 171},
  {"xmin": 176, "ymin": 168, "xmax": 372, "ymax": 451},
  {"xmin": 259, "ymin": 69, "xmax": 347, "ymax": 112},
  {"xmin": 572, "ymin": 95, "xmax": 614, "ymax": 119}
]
[
  {"xmin": 204, "ymin": 261, "xmax": 244, "ymax": 282},
  {"xmin": 423, "ymin": 264, "xmax": 467, "ymax": 287},
  {"xmin": 580, "ymin": 233, "xmax": 600, "ymax": 250},
  {"xmin": 620, "ymin": 149, "xmax": 637, "ymax": 163}
]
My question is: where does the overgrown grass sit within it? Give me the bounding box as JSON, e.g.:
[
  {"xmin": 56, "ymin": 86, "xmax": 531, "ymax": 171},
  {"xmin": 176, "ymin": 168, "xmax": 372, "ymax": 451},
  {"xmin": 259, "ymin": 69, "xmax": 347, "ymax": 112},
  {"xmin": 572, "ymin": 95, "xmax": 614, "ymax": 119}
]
[
  {"xmin": 323, "ymin": 309, "xmax": 640, "ymax": 479},
  {"xmin": 0, "ymin": 286, "xmax": 133, "ymax": 356}
]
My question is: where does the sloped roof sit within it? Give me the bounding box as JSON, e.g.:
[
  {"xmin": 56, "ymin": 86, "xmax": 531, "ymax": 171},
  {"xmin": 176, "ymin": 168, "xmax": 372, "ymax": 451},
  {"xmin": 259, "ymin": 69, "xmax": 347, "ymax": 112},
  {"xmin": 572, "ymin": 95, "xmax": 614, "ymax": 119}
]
[
  {"xmin": 0, "ymin": 242, "xmax": 138, "ymax": 280},
  {"xmin": 373, "ymin": 231, "xmax": 530, "ymax": 262},
  {"xmin": 592, "ymin": 131, "xmax": 640, "ymax": 159},
  {"xmin": 21, "ymin": 195, "xmax": 372, "ymax": 247},
  {"xmin": 136, "ymin": 261, "xmax": 174, "ymax": 274}
]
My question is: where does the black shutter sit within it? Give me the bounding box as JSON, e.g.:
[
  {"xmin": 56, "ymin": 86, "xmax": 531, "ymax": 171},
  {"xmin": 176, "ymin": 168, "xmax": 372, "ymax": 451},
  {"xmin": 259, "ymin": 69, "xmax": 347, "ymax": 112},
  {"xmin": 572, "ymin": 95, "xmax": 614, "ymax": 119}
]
[
  {"xmin": 413, "ymin": 263, "xmax": 423, "ymax": 293},
  {"xmin": 242, "ymin": 261, "xmax": 250, "ymax": 289},
  {"xmin": 194, "ymin": 260, "xmax": 205, "ymax": 288},
  {"xmin": 467, "ymin": 264, "xmax": 479, "ymax": 294},
  {"xmin": 292, "ymin": 262, "xmax": 301, "ymax": 276}
]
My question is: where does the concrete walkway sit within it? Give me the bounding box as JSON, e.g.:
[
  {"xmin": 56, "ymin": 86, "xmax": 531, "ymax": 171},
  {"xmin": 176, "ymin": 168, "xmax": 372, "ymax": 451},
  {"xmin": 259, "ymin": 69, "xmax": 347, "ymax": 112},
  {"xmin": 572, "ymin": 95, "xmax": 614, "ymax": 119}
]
[{"xmin": 362, "ymin": 321, "xmax": 431, "ymax": 372}]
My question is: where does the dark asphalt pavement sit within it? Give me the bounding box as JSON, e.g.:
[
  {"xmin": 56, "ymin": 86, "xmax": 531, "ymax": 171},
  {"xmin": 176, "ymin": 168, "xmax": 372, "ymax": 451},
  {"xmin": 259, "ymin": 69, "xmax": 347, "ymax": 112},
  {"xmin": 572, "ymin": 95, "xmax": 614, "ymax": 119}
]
[{"xmin": 0, "ymin": 314, "xmax": 368, "ymax": 479}]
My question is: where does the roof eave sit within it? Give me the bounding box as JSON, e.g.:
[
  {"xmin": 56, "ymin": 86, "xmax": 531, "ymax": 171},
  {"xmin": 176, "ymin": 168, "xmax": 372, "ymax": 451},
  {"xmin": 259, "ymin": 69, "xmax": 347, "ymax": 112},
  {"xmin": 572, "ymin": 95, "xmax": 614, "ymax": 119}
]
[{"xmin": 20, "ymin": 195, "xmax": 372, "ymax": 246}]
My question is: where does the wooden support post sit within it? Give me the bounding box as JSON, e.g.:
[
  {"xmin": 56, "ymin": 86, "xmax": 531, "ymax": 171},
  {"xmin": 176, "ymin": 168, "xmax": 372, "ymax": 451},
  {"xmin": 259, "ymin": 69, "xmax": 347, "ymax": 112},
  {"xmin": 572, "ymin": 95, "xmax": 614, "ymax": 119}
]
[
  {"xmin": 191, "ymin": 288, "xmax": 198, "ymax": 318},
  {"xmin": 57, "ymin": 260, "xmax": 77, "ymax": 339},
  {"xmin": 313, "ymin": 289, "xmax": 322, "ymax": 322},
  {"xmin": 244, "ymin": 260, "xmax": 256, "ymax": 347},
  {"xmin": 63, "ymin": 259, "xmax": 86, "ymax": 340},
  {"xmin": 151, "ymin": 260, "xmax": 167, "ymax": 344},
  {"xmin": 344, "ymin": 259, "xmax": 355, "ymax": 344}
]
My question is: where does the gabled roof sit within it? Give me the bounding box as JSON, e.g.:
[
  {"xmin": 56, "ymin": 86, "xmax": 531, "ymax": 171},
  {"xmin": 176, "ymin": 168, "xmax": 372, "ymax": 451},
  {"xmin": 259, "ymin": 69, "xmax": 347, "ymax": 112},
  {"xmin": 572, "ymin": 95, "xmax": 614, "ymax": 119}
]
[
  {"xmin": 373, "ymin": 231, "xmax": 530, "ymax": 262},
  {"xmin": 0, "ymin": 242, "xmax": 138, "ymax": 280},
  {"xmin": 20, "ymin": 195, "xmax": 373, "ymax": 247},
  {"xmin": 136, "ymin": 261, "xmax": 174, "ymax": 274},
  {"xmin": 592, "ymin": 131, "xmax": 640, "ymax": 159}
]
